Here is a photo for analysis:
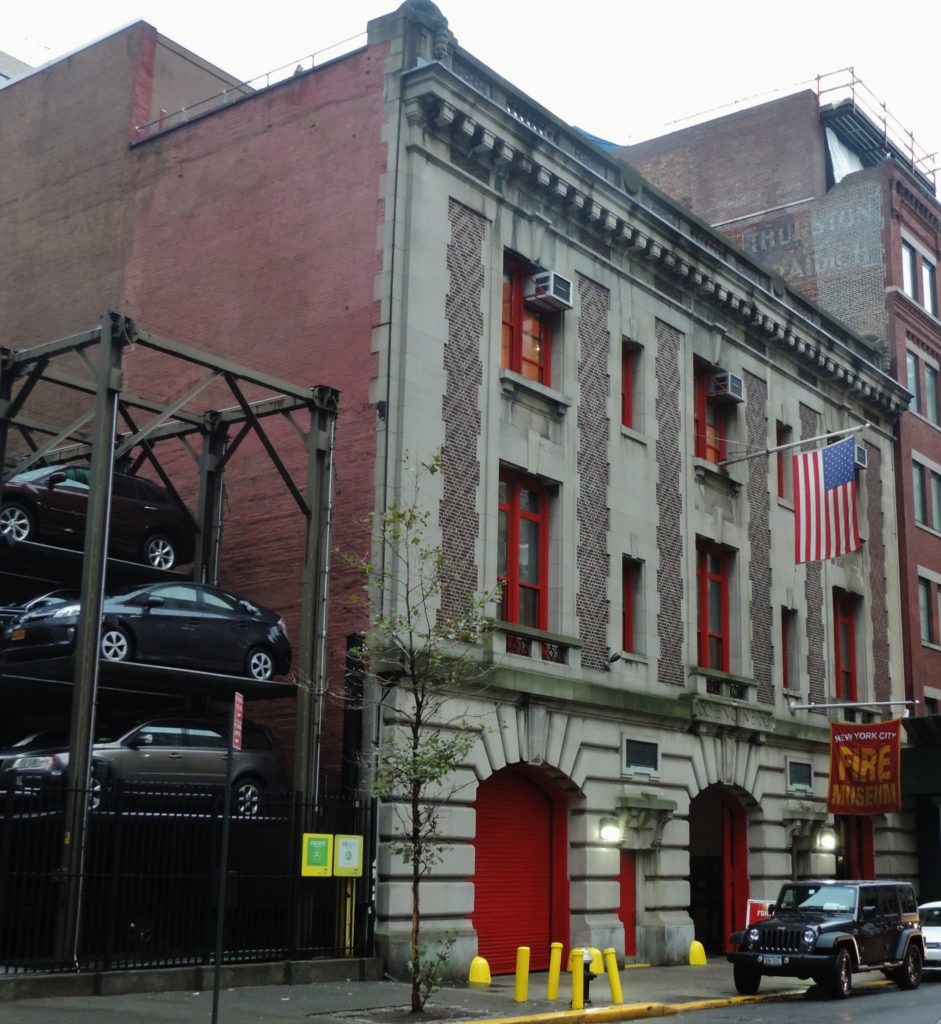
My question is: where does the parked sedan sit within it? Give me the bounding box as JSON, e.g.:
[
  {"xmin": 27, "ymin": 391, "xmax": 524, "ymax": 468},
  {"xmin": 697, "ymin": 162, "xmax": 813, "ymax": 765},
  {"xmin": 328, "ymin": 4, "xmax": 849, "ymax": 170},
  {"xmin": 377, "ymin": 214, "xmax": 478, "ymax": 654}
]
[
  {"xmin": 0, "ymin": 464, "xmax": 197, "ymax": 569},
  {"xmin": 0, "ymin": 589, "xmax": 78, "ymax": 628},
  {"xmin": 0, "ymin": 716, "xmax": 287, "ymax": 815},
  {"xmin": 1, "ymin": 582, "xmax": 292, "ymax": 680},
  {"xmin": 920, "ymin": 901, "xmax": 941, "ymax": 969}
]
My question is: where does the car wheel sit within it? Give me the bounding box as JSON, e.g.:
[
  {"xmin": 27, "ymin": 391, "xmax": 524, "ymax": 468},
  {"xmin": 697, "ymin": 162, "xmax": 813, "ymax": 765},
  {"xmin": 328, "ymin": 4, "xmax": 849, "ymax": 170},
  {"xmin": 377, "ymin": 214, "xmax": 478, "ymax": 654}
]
[
  {"xmin": 826, "ymin": 948, "xmax": 852, "ymax": 998},
  {"xmin": 143, "ymin": 533, "xmax": 177, "ymax": 570},
  {"xmin": 0, "ymin": 502, "xmax": 34, "ymax": 543},
  {"xmin": 895, "ymin": 943, "xmax": 923, "ymax": 990},
  {"xmin": 246, "ymin": 646, "xmax": 275, "ymax": 681},
  {"xmin": 733, "ymin": 963, "xmax": 761, "ymax": 995},
  {"xmin": 233, "ymin": 776, "xmax": 265, "ymax": 817},
  {"xmin": 101, "ymin": 626, "xmax": 133, "ymax": 663}
]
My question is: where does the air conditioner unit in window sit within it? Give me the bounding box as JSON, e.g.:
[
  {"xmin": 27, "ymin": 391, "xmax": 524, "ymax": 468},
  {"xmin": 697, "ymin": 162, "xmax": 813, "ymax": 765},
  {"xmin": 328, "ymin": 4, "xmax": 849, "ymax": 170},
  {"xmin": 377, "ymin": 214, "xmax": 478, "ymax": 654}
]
[
  {"xmin": 525, "ymin": 271, "xmax": 573, "ymax": 312},
  {"xmin": 854, "ymin": 444, "xmax": 868, "ymax": 470},
  {"xmin": 708, "ymin": 370, "xmax": 745, "ymax": 402}
]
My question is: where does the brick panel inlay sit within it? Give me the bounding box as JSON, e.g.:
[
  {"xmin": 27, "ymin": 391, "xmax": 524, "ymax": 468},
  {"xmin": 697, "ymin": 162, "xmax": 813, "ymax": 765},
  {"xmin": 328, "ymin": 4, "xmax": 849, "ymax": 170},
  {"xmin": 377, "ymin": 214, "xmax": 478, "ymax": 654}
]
[
  {"xmin": 655, "ymin": 320, "xmax": 684, "ymax": 687},
  {"xmin": 866, "ymin": 446, "xmax": 890, "ymax": 701},
  {"xmin": 745, "ymin": 370, "xmax": 773, "ymax": 703},
  {"xmin": 576, "ymin": 274, "xmax": 611, "ymax": 670},
  {"xmin": 799, "ymin": 405, "xmax": 826, "ymax": 709},
  {"xmin": 440, "ymin": 199, "xmax": 485, "ymax": 617}
]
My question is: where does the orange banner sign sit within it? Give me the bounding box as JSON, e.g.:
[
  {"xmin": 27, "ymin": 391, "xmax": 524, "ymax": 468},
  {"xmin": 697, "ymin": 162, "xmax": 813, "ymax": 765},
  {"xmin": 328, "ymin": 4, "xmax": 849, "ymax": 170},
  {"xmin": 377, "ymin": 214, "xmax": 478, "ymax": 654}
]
[{"xmin": 827, "ymin": 720, "xmax": 902, "ymax": 815}]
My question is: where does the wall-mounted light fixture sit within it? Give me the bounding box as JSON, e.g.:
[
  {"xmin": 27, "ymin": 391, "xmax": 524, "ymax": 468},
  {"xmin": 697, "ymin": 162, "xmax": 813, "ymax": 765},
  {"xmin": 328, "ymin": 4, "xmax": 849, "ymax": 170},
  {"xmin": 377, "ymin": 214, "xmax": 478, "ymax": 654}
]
[
  {"xmin": 815, "ymin": 825, "xmax": 837, "ymax": 852},
  {"xmin": 600, "ymin": 816, "xmax": 621, "ymax": 842}
]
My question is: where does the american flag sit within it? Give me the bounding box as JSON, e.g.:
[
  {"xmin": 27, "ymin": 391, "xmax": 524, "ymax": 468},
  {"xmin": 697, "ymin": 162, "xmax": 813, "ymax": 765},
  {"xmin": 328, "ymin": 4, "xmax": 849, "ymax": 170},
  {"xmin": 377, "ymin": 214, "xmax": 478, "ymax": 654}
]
[{"xmin": 793, "ymin": 436, "xmax": 861, "ymax": 563}]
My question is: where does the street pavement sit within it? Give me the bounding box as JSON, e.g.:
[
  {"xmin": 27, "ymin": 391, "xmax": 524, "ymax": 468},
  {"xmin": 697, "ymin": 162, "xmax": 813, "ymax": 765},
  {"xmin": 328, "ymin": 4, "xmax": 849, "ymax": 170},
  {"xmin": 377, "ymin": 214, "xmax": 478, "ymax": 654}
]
[{"xmin": 0, "ymin": 959, "xmax": 900, "ymax": 1023}]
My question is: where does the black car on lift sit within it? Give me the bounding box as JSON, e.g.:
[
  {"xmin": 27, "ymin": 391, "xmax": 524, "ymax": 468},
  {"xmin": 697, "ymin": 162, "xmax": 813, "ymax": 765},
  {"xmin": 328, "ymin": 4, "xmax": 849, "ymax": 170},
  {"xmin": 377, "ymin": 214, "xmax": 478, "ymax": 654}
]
[
  {"xmin": 1, "ymin": 582, "xmax": 292, "ymax": 681},
  {"xmin": 0, "ymin": 465, "xmax": 197, "ymax": 570}
]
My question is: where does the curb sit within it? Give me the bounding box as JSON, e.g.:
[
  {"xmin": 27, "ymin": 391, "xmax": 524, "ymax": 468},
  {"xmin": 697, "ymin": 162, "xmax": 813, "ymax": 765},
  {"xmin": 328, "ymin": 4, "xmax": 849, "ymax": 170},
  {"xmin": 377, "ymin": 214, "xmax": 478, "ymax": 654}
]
[{"xmin": 456, "ymin": 987, "xmax": 809, "ymax": 1024}]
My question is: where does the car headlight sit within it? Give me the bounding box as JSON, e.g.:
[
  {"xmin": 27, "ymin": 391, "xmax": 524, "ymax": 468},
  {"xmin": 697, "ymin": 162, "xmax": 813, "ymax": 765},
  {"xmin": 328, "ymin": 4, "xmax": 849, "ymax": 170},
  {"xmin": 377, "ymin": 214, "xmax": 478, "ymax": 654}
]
[
  {"xmin": 52, "ymin": 604, "xmax": 81, "ymax": 619},
  {"xmin": 747, "ymin": 927, "xmax": 760, "ymax": 943},
  {"xmin": 12, "ymin": 754, "xmax": 61, "ymax": 772},
  {"xmin": 803, "ymin": 927, "xmax": 816, "ymax": 945}
]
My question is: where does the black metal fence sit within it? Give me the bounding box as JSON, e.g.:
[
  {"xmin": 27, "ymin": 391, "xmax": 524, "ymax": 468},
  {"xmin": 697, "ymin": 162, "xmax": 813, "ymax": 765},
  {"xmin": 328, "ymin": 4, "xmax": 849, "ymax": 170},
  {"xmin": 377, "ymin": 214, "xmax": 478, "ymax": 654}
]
[{"xmin": 0, "ymin": 782, "xmax": 372, "ymax": 974}]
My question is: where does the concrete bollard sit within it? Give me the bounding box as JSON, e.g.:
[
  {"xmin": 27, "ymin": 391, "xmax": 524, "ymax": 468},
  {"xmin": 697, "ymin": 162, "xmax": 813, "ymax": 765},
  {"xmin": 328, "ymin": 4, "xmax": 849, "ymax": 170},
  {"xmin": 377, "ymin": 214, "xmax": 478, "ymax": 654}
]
[
  {"xmin": 514, "ymin": 946, "xmax": 530, "ymax": 1002},
  {"xmin": 603, "ymin": 947, "xmax": 623, "ymax": 1004},
  {"xmin": 689, "ymin": 940, "xmax": 707, "ymax": 966},
  {"xmin": 546, "ymin": 941, "xmax": 563, "ymax": 1000},
  {"xmin": 468, "ymin": 955, "xmax": 491, "ymax": 987}
]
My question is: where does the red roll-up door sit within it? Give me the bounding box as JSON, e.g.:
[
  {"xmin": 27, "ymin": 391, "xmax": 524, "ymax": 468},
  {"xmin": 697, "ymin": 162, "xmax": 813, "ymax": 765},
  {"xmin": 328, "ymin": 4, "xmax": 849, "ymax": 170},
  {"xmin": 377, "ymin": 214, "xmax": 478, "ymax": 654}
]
[{"xmin": 471, "ymin": 768, "xmax": 565, "ymax": 973}]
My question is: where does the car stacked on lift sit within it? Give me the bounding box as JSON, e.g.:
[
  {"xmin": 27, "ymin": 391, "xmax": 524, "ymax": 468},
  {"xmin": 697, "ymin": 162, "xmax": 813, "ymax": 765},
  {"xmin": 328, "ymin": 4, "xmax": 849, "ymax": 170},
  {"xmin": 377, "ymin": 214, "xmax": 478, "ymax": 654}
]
[
  {"xmin": 1, "ymin": 582, "xmax": 292, "ymax": 681},
  {"xmin": 0, "ymin": 465, "xmax": 198, "ymax": 570}
]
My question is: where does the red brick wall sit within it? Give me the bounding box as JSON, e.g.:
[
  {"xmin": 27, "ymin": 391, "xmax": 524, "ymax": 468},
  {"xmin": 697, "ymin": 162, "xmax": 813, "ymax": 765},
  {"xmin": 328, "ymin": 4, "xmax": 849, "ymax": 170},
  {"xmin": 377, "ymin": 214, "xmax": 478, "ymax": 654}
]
[
  {"xmin": 0, "ymin": 32, "xmax": 391, "ymax": 778},
  {"xmin": 620, "ymin": 91, "xmax": 826, "ymax": 228}
]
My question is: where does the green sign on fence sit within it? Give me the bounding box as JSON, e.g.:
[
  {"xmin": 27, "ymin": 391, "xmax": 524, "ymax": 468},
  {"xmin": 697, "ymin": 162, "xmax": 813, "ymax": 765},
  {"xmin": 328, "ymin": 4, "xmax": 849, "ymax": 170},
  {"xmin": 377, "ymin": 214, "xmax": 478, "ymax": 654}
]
[{"xmin": 301, "ymin": 833, "xmax": 333, "ymax": 877}]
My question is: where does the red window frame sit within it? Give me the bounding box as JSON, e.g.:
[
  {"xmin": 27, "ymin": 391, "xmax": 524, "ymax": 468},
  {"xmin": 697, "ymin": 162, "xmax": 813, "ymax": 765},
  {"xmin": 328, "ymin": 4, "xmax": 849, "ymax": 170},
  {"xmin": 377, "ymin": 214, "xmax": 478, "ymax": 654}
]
[
  {"xmin": 781, "ymin": 607, "xmax": 795, "ymax": 690},
  {"xmin": 693, "ymin": 365, "xmax": 726, "ymax": 463},
  {"xmin": 833, "ymin": 591, "xmax": 858, "ymax": 702},
  {"xmin": 622, "ymin": 559, "xmax": 639, "ymax": 653},
  {"xmin": 502, "ymin": 262, "xmax": 551, "ymax": 385},
  {"xmin": 696, "ymin": 541, "xmax": 730, "ymax": 671},
  {"xmin": 776, "ymin": 422, "xmax": 792, "ymax": 499},
  {"xmin": 621, "ymin": 342, "xmax": 638, "ymax": 429},
  {"xmin": 498, "ymin": 471, "xmax": 549, "ymax": 630}
]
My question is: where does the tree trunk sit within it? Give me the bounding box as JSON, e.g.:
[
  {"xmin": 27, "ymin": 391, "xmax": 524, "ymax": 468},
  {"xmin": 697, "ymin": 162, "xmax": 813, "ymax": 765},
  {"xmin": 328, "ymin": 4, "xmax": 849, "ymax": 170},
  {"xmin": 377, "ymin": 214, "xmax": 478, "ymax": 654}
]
[{"xmin": 410, "ymin": 777, "xmax": 422, "ymax": 1012}]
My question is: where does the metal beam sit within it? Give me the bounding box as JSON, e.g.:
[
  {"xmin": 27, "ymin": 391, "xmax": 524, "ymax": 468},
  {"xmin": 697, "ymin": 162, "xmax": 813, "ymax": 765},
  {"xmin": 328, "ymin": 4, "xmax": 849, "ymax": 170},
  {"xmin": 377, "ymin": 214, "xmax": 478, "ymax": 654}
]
[
  {"xmin": 135, "ymin": 329, "xmax": 332, "ymax": 406},
  {"xmin": 57, "ymin": 311, "xmax": 128, "ymax": 966},
  {"xmin": 7, "ymin": 328, "xmax": 102, "ymax": 366},
  {"xmin": 2, "ymin": 410, "xmax": 95, "ymax": 482}
]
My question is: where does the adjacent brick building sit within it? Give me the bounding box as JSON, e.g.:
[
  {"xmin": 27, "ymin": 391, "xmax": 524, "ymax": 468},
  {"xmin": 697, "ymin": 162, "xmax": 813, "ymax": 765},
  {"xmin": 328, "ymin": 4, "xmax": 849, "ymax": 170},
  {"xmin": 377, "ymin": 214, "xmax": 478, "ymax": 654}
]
[{"xmin": 0, "ymin": 5, "xmax": 918, "ymax": 975}]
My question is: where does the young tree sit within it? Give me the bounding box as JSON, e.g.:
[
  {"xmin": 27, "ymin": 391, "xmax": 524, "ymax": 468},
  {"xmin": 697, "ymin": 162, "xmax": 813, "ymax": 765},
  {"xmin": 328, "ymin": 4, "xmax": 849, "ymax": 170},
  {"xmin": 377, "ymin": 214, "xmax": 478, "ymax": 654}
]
[{"xmin": 349, "ymin": 454, "xmax": 499, "ymax": 1012}]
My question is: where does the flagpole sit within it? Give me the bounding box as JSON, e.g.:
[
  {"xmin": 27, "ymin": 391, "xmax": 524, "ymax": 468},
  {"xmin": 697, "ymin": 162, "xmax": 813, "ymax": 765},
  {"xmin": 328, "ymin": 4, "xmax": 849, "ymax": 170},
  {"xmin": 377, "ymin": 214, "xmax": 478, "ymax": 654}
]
[
  {"xmin": 787, "ymin": 698, "xmax": 917, "ymax": 717},
  {"xmin": 718, "ymin": 422, "xmax": 870, "ymax": 467}
]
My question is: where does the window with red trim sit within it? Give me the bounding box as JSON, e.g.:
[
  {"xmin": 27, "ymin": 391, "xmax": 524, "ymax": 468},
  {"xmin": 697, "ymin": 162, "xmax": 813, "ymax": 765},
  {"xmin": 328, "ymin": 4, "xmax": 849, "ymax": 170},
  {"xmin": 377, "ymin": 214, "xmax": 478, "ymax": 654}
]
[
  {"xmin": 781, "ymin": 607, "xmax": 797, "ymax": 690},
  {"xmin": 622, "ymin": 558, "xmax": 640, "ymax": 653},
  {"xmin": 833, "ymin": 591, "xmax": 858, "ymax": 703},
  {"xmin": 776, "ymin": 422, "xmax": 792, "ymax": 500},
  {"xmin": 693, "ymin": 364, "xmax": 726, "ymax": 464},
  {"xmin": 696, "ymin": 541, "xmax": 731, "ymax": 671},
  {"xmin": 502, "ymin": 261, "xmax": 551, "ymax": 385},
  {"xmin": 498, "ymin": 471, "xmax": 548, "ymax": 629},
  {"xmin": 621, "ymin": 341, "xmax": 640, "ymax": 429}
]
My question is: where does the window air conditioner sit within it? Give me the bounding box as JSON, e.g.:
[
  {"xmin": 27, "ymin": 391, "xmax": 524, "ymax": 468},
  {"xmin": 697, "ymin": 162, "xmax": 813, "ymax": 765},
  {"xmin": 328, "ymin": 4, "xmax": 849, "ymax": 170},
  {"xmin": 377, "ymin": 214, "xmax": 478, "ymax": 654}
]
[
  {"xmin": 525, "ymin": 271, "xmax": 573, "ymax": 312},
  {"xmin": 854, "ymin": 444, "xmax": 868, "ymax": 470},
  {"xmin": 707, "ymin": 370, "xmax": 745, "ymax": 402}
]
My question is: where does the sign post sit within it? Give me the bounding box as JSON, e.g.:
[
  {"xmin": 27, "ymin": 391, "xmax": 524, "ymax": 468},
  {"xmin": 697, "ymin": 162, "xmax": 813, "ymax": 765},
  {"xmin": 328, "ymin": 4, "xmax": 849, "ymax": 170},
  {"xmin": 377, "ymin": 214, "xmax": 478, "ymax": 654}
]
[{"xmin": 211, "ymin": 692, "xmax": 242, "ymax": 1024}]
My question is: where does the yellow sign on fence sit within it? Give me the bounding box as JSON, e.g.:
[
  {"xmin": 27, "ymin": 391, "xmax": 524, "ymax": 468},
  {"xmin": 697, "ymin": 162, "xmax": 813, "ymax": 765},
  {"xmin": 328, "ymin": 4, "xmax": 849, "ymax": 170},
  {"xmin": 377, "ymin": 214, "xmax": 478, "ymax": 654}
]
[{"xmin": 301, "ymin": 833, "xmax": 334, "ymax": 877}]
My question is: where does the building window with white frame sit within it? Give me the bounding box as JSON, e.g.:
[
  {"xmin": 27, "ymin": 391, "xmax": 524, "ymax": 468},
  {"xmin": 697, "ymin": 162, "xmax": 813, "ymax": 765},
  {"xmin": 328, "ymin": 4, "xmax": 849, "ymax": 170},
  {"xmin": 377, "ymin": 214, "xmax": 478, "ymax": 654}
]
[
  {"xmin": 907, "ymin": 350, "xmax": 921, "ymax": 414},
  {"xmin": 923, "ymin": 257, "xmax": 938, "ymax": 317},
  {"xmin": 926, "ymin": 364, "xmax": 940, "ymax": 426},
  {"xmin": 902, "ymin": 241, "xmax": 918, "ymax": 300},
  {"xmin": 914, "ymin": 462, "xmax": 928, "ymax": 525},
  {"xmin": 622, "ymin": 736, "xmax": 659, "ymax": 777},
  {"xmin": 919, "ymin": 577, "xmax": 935, "ymax": 644}
]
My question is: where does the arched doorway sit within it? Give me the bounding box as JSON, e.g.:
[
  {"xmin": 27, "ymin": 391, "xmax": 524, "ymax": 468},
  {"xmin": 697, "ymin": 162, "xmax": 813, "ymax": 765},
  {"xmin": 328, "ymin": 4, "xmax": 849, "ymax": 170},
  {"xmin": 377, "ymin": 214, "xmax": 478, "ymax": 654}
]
[
  {"xmin": 688, "ymin": 786, "xmax": 749, "ymax": 953},
  {"xmin": 470, "ymin": 766, "xmax": 569, "ymax": 973}
]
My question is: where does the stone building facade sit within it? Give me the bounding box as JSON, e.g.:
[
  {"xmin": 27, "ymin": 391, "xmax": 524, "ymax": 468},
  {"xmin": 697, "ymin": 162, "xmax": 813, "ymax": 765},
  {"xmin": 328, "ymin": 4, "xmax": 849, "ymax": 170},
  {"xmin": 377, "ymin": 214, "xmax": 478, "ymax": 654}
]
[{"xmin": 0, "ymin": 3, "xmax": 915, "ymax": 975}]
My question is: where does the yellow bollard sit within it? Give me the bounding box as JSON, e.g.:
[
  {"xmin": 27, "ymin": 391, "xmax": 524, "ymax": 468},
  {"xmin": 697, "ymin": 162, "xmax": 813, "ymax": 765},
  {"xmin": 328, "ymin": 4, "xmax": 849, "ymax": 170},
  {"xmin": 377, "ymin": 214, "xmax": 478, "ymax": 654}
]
[
  {"xmin": 689, "ymin": 940, "xmax": 707, "ymax": 966},
  {"xmin": 546, "ymin": 941, "xmax": 563, "ymax": 1000},
  {"xmin": 603, "ymin": 947, "xmax": 623, "ymax": 1004},
  {"xmin": 468, "ymin": 955, "xmax": 491, "ymax": 987},
  {"xmin": 568, "ymin": 948, "xmax": 585, "ymax": 1010},
  {"xmin": 514, "ymin": 946, "xmax": 530, "ymax": 1002}
]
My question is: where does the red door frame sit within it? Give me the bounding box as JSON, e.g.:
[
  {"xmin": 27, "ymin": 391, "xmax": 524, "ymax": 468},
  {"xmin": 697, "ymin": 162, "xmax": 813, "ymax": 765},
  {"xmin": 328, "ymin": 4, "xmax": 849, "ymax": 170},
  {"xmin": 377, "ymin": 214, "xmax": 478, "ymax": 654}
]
[
  {"xmin": 721, "ymin": 792, "xmax": 749, "ymax": 952},
  {"xmin": 619, "ymin": 850, "xmax": 636, "ymax": 957},
  {"xmin": 471, "ymin": 765, "xmax": 569, "ymax": 970}
]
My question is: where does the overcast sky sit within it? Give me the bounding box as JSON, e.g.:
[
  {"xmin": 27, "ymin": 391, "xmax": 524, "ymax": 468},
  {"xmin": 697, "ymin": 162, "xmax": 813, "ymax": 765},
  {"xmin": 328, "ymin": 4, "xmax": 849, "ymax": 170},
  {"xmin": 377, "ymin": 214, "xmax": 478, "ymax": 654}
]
[{"xmin": 2, "ymin": 1, "xmax": 937, "ymax": 181}]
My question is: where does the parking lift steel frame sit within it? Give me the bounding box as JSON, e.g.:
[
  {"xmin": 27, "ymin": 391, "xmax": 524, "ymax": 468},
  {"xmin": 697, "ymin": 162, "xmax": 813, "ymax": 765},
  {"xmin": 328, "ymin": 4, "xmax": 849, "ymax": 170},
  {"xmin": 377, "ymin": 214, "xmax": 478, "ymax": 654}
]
[{"xmin": 0, "ymin": 311, "xmax": 339, "ymax": 966}]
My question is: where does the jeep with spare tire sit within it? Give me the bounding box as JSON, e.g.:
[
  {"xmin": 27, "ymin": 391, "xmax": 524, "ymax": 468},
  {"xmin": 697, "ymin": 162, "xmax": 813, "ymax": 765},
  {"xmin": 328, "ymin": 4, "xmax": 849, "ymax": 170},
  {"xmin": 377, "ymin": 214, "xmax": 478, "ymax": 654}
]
[{"xmin": 727, "ymin": 879, "xmax": 923, "ymax": 998}]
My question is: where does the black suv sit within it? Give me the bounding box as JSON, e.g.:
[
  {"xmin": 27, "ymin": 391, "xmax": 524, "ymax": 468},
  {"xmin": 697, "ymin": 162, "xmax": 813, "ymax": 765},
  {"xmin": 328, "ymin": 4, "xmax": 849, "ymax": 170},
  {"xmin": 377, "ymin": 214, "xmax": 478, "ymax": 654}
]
[{"xmin": 728, "ymin": 880, "xmax": 923, "ymax": 998}]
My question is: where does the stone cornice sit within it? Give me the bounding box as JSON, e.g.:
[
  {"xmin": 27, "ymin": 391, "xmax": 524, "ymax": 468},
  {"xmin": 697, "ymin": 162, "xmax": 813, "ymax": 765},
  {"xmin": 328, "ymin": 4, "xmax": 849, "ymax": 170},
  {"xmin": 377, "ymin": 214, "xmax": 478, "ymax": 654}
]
[{"xmin": 401, "ymin": 67, "xmax": 911, "ymax": 420}]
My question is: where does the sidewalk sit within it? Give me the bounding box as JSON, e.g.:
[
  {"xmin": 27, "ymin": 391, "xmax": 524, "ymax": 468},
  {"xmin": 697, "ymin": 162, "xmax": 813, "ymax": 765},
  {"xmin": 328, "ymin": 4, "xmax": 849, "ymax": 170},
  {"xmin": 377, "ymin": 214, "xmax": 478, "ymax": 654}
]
[{"xmin": 0, "ymin": 960, "xmax": 873, "ymax": 1023}]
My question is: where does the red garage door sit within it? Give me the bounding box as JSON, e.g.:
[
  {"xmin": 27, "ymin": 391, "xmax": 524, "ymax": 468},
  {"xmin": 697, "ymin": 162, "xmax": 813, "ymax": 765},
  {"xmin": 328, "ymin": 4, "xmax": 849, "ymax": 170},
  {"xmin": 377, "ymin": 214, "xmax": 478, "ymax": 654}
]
[{"xmin": 470, "ymin": 767, "xmax": 568, "ymax": 973}]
